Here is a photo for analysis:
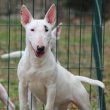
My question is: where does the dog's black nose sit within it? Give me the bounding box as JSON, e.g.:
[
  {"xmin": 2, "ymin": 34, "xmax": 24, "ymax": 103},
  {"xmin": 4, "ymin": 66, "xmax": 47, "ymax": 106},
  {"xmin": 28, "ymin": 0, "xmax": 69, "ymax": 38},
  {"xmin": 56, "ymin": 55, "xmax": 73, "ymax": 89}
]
[{"xmin": 37, "ymin": 46, "xmax": 45, "ymax": 52}]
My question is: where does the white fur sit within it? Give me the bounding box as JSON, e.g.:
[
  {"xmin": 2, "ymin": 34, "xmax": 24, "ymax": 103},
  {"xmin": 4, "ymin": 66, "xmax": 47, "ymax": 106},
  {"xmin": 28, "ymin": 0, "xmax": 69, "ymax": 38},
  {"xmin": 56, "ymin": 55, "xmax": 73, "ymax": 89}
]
[
  {"xmin": 0, "ymin": 84, "xmax": 15, "ymax": 110},
  {"xmin": 75, "ymin": 76, "xmax": 104, "ymax": 88},
  {"xmin": 1, "ymin": 51, "xmax": 24, "ymax": 59},
  {"xmin": 18, "ymin": 4, "xmax": 104, "ymax": 110}
]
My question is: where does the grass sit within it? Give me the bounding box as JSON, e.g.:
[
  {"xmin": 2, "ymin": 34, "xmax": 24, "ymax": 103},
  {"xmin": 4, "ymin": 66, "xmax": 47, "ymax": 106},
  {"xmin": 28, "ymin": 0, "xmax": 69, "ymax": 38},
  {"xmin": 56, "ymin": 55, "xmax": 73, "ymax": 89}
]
[{"xmin": 0, "ymin": 18, "xmax": 110, "ymax": 110}]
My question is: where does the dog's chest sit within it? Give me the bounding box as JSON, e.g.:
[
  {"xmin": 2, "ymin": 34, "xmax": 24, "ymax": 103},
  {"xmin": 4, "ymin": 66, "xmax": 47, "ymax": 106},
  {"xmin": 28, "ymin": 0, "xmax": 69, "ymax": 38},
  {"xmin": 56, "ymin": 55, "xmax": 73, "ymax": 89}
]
[
  {"xmin": 28, "ymin": 77, "xmax": 46, "ymax": 102},
  {"xmin": 26, "ymin": 67, "xmax": 56, "ymax": 103}
]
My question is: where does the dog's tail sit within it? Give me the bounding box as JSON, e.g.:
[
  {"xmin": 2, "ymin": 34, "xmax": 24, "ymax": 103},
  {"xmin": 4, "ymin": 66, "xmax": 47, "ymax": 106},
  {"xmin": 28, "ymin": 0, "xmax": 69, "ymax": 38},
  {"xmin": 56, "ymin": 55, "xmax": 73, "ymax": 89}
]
[
  {"xmin": 75, "ymin": 76, "xmax": 105, "ymax": 88},
  {"xmin": 1, "ymin": 51, "xmax": 24, "ymax": 59}
]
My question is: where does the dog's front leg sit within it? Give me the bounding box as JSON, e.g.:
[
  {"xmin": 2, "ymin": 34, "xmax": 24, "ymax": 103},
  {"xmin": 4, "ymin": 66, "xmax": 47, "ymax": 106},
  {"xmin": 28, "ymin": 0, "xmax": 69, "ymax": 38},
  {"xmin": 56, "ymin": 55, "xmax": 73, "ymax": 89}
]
[
  {"xmin": 19, "ymin": 81, "xmax": 28, "ymax": 110},
  {"xmin": 45, "ymin": 84, "xmax": 56, "ymax": 110}
]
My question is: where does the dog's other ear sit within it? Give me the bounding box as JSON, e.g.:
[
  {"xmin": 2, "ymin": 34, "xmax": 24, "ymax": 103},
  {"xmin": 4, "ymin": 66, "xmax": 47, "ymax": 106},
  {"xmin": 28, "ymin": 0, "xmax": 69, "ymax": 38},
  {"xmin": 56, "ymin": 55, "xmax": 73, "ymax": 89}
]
[
  {"xmin": 20, "ymin": 5, "xmax": 33, "ymax": 27},
  {"xmin": 44, "ymin": 4, "xmax": 56, "ymax": 26},
  {"xmin": 52, "ymin": 23, "xmax": 62, "ymax": 40}
]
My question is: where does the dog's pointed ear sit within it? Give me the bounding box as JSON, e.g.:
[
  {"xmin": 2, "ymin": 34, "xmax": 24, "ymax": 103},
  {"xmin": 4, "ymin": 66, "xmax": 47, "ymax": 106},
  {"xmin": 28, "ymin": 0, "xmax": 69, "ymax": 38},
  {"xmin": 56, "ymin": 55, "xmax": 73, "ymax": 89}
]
[
  {"xmin": 52, "ymin": 23, "xmax": 62, "ymax": 40},
  {"xmin": 20, "ymin": 5, "xmax": 33, "ymax": 27},
  {"xmin": 44, "ymin": 4, "xmax": 56, "ymax": 26}
]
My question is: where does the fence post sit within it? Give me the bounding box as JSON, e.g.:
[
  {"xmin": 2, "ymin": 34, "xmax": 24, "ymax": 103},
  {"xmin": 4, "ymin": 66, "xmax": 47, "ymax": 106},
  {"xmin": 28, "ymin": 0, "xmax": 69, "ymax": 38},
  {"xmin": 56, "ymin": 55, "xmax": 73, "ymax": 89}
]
[{"xmin": 92, "ymin": 0, "xmax": 106, "ymax": 110}]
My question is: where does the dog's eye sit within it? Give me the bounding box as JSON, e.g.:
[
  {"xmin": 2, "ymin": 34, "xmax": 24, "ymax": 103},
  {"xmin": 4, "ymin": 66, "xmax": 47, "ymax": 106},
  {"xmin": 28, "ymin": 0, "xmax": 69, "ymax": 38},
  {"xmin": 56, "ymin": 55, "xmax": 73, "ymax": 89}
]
[
  {"xmin": 44, "ymin": 25, "xmax": 49, "ymax": 32},
  {"xmin": 31, "ymin": 28, "xmax": 35, "ymax": 32}
]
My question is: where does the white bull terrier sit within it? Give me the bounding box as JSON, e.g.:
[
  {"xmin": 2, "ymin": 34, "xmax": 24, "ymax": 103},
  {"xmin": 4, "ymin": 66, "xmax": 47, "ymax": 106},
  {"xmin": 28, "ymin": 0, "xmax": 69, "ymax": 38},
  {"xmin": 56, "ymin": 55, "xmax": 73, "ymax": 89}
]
[
  {"xmin": 0, "ymin": 84, "xmax": 15, "ymax": 110},
  {"xmin": 1, "ymin": 23, "xmax": 62, "ymax": 110},
  {"xmin": 18, "ymin": 4, "xmax": 104, "ymax": 110}
]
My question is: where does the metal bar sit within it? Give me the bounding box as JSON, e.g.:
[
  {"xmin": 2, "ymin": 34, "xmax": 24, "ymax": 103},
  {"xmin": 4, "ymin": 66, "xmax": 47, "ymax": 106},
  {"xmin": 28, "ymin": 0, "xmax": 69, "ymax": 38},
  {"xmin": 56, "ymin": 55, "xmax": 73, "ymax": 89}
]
[
  {"xmin": 32, "ymin": 0, "xmax": 35, "ymax": 17},
  {"xmin": 90, "ymin": 5, "xmax": 95, "ymax": 103},
  {"xmin": 67, "ymin": 7, "xmax": 70, "ymax": 70},
  {"xmin": 55, "ymin": 0, "xmax": 59, "ymax": 62},
  {"xmin": 20, "ymin": 0, "xmax": 24, "ymax": 58},
  {"xmin": 78, "ymin": 0, "xmax": 83, "ymax": 75},
  {"xmin": 92, "ymin": 0, "xmax": 106, "ymax": 110},
  {"xmin": 7, "ymin": 0, "xmax": 11, "ymax": 109}
]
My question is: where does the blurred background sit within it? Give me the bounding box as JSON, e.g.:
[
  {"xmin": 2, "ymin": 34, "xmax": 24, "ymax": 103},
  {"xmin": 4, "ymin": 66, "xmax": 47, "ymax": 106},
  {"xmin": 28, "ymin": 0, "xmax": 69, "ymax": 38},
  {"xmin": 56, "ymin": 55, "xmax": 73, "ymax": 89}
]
[{"xmin": 0, "ymin": 0, "xmax": 110, "ymax": 110}]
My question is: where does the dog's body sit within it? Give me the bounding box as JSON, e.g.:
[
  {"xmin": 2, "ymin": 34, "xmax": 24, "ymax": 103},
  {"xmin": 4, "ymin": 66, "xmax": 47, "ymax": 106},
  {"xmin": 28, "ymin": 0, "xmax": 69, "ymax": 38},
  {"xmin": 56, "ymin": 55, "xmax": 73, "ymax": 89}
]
[
  {"xmin": 18, "ymin": 4, "xmax": 104, "ymax": 110},
  {"xmin": 0, "ymin": 84, "xmax": 15, "ymax": 110}
]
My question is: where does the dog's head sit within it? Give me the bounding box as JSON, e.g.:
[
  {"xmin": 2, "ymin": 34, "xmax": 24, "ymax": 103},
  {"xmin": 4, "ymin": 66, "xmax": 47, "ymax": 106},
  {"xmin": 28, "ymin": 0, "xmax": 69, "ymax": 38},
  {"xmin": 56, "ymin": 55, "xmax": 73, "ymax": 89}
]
[{"xmin": 20, "ymin": 4, "xmax": 56, "ymax": 58}]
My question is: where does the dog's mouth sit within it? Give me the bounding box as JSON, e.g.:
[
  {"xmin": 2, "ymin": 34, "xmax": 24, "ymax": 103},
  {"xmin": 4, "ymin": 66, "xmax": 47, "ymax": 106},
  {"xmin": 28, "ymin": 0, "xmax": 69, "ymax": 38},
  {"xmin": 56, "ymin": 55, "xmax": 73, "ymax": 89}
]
[
  {"xmin": 35, "ymin": 51, "xmax": 45, "ymax": 58},
  {"xmin": 29, "ymin": 42, "xmax": 45, "ymax": 58}
]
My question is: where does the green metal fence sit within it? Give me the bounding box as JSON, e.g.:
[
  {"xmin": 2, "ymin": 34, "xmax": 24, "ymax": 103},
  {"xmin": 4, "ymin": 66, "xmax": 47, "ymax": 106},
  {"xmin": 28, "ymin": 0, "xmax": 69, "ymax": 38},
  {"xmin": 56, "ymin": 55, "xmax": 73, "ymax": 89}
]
[
  {"xmin": 92, "ymin": 0, "xmax": 106, "ymax": 110},
  {"xmin": 0, "ymin": 0, "xmax": 107, "ymax": 110}
]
